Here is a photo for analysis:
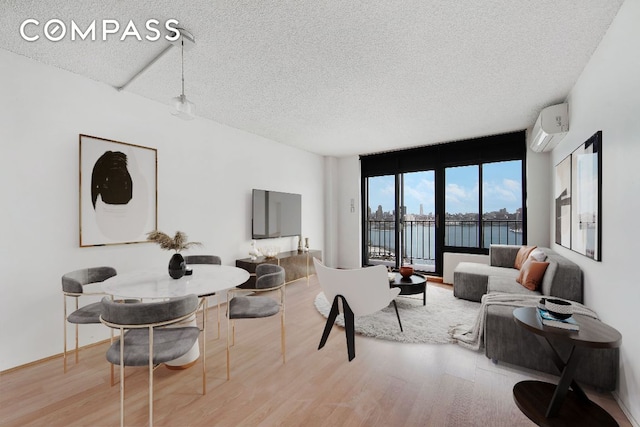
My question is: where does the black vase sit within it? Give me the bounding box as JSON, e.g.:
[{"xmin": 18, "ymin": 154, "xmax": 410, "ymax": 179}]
[{"xmin": 168, "ymin": 253, "xmax": 186, "ymax": 279}]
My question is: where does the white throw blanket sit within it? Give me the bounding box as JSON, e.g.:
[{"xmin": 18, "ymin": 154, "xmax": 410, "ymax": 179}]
[{"xmin": 448, "ymin": 293, "xmax": 599, "ymax": 351}]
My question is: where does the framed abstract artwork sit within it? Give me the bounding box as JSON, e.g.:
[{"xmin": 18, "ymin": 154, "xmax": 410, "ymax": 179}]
[
  {"xmin": 570, "ymin": 131, "xmax": 602, "ymax": 261},
  {"xmin": 79, "ymin": 134, "xmax": 157, "ymax": 247},
  {"xmin": 554, "ymin": 154, "xmax": 572, "ymax": 248}
]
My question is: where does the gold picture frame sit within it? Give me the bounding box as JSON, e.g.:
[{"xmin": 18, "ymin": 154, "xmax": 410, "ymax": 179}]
[{"xmin": 79, "ymin": 134, "xmax": 157, "ymax": 247}]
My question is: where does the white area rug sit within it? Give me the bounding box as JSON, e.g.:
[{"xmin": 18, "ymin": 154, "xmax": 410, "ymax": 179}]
[{"xmin": 314, "ymin": 286, "xmax": 480, "ymax": 344}]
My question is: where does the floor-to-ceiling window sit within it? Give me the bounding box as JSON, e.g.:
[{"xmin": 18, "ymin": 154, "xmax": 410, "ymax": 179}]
[
  {"xmin": 361, "ymin": 131, "xmax": 526, "ymax": 275},
  {"xmin": 365, "ymin": 171, "xmax": 437, "ymax": 272}
]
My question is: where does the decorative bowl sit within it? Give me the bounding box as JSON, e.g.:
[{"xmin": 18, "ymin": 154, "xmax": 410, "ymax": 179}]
[
  {"xmin": 545, "ymin": 298, "xmax": 573, "ymax": 320},
  {"xmin": 260, "ymin": 246, "xmax": 280, "ymax": 258},
  {"xmin": 399, "ymin": 266, "xmax": 414, "ymax": 279}
]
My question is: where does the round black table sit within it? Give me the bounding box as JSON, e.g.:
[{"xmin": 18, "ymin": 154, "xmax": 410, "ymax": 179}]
[
  {"xmin": 512, "ymin": 307, "xmax": 622, "ymax": 427},
  {"xmin": 389, "ymin": 273, "xmax": 427, "ymax": 305}
]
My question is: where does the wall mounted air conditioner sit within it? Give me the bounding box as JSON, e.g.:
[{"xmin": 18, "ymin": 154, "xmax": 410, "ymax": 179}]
[{"xmin": 529, "ymin": 103, "xmax": 569, "ymax": 152}]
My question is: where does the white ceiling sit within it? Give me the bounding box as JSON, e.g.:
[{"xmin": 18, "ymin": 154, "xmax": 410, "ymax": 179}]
[{"xmin": 0, "ymin": 1, "xmax": 624, "ymax": 157}]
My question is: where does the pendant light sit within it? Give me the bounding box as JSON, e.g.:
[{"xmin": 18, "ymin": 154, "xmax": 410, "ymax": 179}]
[{"xmin": 172, "ymin": 31, "xmax": 195, "ymax": 120}]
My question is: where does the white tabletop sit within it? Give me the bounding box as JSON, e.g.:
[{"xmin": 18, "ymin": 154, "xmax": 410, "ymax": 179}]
[{"xmin": 101, "ymin": 265, "xmax": 250, "ymax": 299}]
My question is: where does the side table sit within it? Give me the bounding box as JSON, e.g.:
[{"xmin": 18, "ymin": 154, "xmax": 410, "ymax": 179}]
[{"xmin": 512, "ymin": 307, "xmax": 622, "ymax": 426}]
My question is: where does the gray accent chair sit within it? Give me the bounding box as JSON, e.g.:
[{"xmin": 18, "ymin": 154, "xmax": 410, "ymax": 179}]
[
  {"xmin": 226, "ymin": 263, "xmax": 286, "ymax": 380},
  {"xmin": 100, "ymin": 294, "xmax": 203, "ymax": 427},
  {"xmin": 184, "ymin": 255, "xmax": 222, "ymax": 339},
  {"xmin": 61, "ymin": 266, "xmax": 117, "ymax": 372}
]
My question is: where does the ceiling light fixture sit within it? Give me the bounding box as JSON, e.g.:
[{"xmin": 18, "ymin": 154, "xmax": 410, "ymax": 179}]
[
  {"xmin": 115, "ymin": 27, "xmax": 196, "ymax": 120},
  {"xmin": 171, "ymin": 28, "xmax": 196, "ymax": 120}
]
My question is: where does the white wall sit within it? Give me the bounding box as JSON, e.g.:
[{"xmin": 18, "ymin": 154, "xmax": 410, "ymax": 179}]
[
  {"xmin": 337, "ymin": 155, "xmax": 362, "ymax": 268},
  {"xmin": 323, "ymin": 157, "xmax": 339, "ymax": 267},
  {"xmin": 525, "ymin": 148, "xmax": 552, "ymax": 247},
  {"xmin": 0, "ymin": 49, "xmax": 325, "ymax": 371},
  {"xmin": 550, "ymin": 0, "xmax": 639, "ymax": 422}
]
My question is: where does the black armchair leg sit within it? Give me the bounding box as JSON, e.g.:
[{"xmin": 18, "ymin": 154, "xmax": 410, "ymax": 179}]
[
  {"xmin": 318, "ymin": 295, "xmax": 341, "ymax": 350},
  {"xmin": 392, "ymin": 300, "xmax": 403, "ymax": 332},
  {"xmin": 318, "ymin": 295, "xmax": 357, "ymax": 361},
  {"xmin": 342, "ymin": 298, "xmax": 355, "ymax": 361}
]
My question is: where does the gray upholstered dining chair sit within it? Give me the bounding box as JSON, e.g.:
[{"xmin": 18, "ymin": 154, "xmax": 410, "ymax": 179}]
[
  {"xmin": 100, "ymin": 294, "xmax": 204, "ymax": 427},
  {"xmin": 62, "ymin": 266, "xmax": 117, "ymax": 372},
  {"xmin": 226, "ymin": 263, "xmax": 286, "ymax": 380},
  {"xmin": 184, "ymin": 255, "xmax": 222, "ymax": 339}
]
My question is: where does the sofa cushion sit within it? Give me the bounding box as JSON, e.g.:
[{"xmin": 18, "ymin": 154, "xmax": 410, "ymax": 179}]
[
  {"xmin": 537, "ymin": 248, "xmax": 583, "ymax": 303},
  {"xmin": 490, "ymin": 245, "xmax": 521, "ymax": 268},
  {"xmin": 529, "ymin": 248, "xmax": 547, "ymax": 262},
  {"xmin": 488, "ymin": 275, "xmax": 539, "ymax": 296},
  {"xmin": 516, "ymin": 258, "xmax": 550, "ymax": 291},
  {"xmin": 454, "ymin": 263, "xmax": 519, "ymax": 302},
  {"xmin": 514, "ymin": 245, "xmax": 536, "ymax": 270}
]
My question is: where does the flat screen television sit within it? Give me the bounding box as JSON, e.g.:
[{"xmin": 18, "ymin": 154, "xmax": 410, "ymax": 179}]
[{"xmin": 252, "ymin": 189, "xmax": 302, "ymax": 239}]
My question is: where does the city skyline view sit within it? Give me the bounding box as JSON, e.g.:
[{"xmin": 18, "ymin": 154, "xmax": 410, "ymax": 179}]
[{"xmin": 368, "ymin": 160, "xmax": 522, "ymax": 216}]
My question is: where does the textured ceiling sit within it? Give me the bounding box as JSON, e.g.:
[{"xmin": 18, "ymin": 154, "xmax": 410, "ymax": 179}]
[{"xmin": 0, "ymin": 1, "xmax": 624, "ymax": 156}]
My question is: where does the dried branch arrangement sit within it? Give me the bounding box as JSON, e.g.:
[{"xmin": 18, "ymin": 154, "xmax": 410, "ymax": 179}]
[{"xmin": 146, "ymin": 230, "xmax": 201, "ymax": 252}]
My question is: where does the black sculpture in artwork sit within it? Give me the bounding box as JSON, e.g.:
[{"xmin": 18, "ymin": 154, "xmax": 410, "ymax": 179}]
[{"xmin": 91, "ymin": 151, "xmax": 133, "ymax": 209}]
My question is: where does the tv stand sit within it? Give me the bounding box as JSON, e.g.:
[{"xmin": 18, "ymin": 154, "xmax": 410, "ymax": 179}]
[{"xmin": 236, "ymin": 250, "xmax": 322, "ymax": 287}]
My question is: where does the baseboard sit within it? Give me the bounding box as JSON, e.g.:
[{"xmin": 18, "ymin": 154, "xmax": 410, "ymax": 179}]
[
  {"xmin": 0, "ymin": 337, "xmax": 113, "ymax": 375},
  {"xmin": 613, "ymin": 391, "xmax": 640, "ymax": 427},
  {"xmin": 2, "ymin": 302, "xmax": 226, "ymax": 375}
]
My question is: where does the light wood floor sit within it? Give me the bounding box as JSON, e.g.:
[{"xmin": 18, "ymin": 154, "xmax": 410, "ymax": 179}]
[{"xmin": 0, "ymin": 277, "xmax": 631, "ymax": 426}]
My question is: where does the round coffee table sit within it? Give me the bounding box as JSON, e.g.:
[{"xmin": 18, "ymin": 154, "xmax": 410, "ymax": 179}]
[{"xmin": 389, "ymin": 273, "xmax": 427, "ymax": 305}]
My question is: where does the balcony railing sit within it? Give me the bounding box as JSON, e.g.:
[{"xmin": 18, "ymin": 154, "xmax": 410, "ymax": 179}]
[{"xmin": 367, "ymin": 219, "xmax": 523, "ymax": 268}]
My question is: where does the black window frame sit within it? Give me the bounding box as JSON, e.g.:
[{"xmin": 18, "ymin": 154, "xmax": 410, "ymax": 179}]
[{"xmin": 360, "ymin": 130, "xmax": 527, "ymax": 272}]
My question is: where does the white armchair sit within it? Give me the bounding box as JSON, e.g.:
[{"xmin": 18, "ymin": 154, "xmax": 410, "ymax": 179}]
[{"xmin": 313, "ymin": 259, "xmax": 402, "ymax": 361}]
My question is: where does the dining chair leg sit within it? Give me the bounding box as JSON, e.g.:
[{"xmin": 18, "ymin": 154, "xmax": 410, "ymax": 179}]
[
  {"xmin": 202, "ymin": 297, "xmax": 207, "ymax": 342},
  {"xmin": 216, "ymin": 295, "xmax": 221, "ymax": 340},
  {"xmin": 202, "ymin": 338, "xmax": 207, "ymax": 395},
  {"xmin": 226, "ymin": 311, "xmax": 231, "ymax": 380},
  {"xmin": 281, "ymin": 311, "xmax": 286, "ymax": 363},
  {"xmin": 201, "ymin": 298, "xmax": 207, "ymax": 395},
  {"xmin": 232, "ymin": 321, "xmax": 236, "ymax": 346},
  {"xmin": 119, "ymin": 331, "xmax": 125, "ymax": 427},
  {"xmin": 148, "ymin": 326, "xmax": 154, "ymax": 427},
  {"xmin": 110, "ymin": 329, "xmax": 116, "ymax": 386},
  {"xmin": 63, "ymin": 296, "xmax": 68, "ymax": 373},
  {"xmin": 281, "ymin": 288, "xmax": 286, "ymax": 363},
  {"xmin": 74, "ymin": 298, "xmax": 79, "ymax": 364}
]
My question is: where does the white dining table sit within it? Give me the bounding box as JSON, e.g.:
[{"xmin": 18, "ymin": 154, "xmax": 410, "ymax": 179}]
[
  {"xmin": 101, "ymin": 264, "xmax": 250, "ymax": 299},
  {"xmin": 101, "ymin": 264, "xmax": 250, "ymax": 367}
]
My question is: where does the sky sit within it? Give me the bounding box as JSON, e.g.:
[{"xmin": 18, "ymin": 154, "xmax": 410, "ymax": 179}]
[{"xmin": 368, "ymin": 160, "xmax": 522, "ymax": 215}]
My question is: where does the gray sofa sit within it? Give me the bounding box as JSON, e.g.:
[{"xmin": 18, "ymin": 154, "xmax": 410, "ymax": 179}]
[
  {"xmin": 453, "ymin": 244, "xmax": 619, "ymax": 391},
  {"xmin": 453, "ymin": 244, "xmax": 582, "ymax": 303}
]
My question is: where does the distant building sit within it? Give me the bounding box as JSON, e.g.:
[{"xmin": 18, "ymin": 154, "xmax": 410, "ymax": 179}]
[{"xmin": 376, "ymin": 205, "xmax": 383, "ymax": 220}]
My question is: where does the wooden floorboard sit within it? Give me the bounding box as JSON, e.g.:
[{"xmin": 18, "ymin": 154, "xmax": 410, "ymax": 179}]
[{"xmin": 0, "ymin": 276, "xmax": 632, "ymax": 426}]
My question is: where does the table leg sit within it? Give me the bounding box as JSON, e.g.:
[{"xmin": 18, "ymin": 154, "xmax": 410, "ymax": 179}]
[
  {"xmin": 533, "ymin": 335, "xmax": 589, "ymax": 417},
  {"xmin": 546, "ymin": 345, "xmax": 584, "ymax": 417},
  {"xmin": 422, "ymin": 283, "xmax": 426, "ymax": 306}
]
